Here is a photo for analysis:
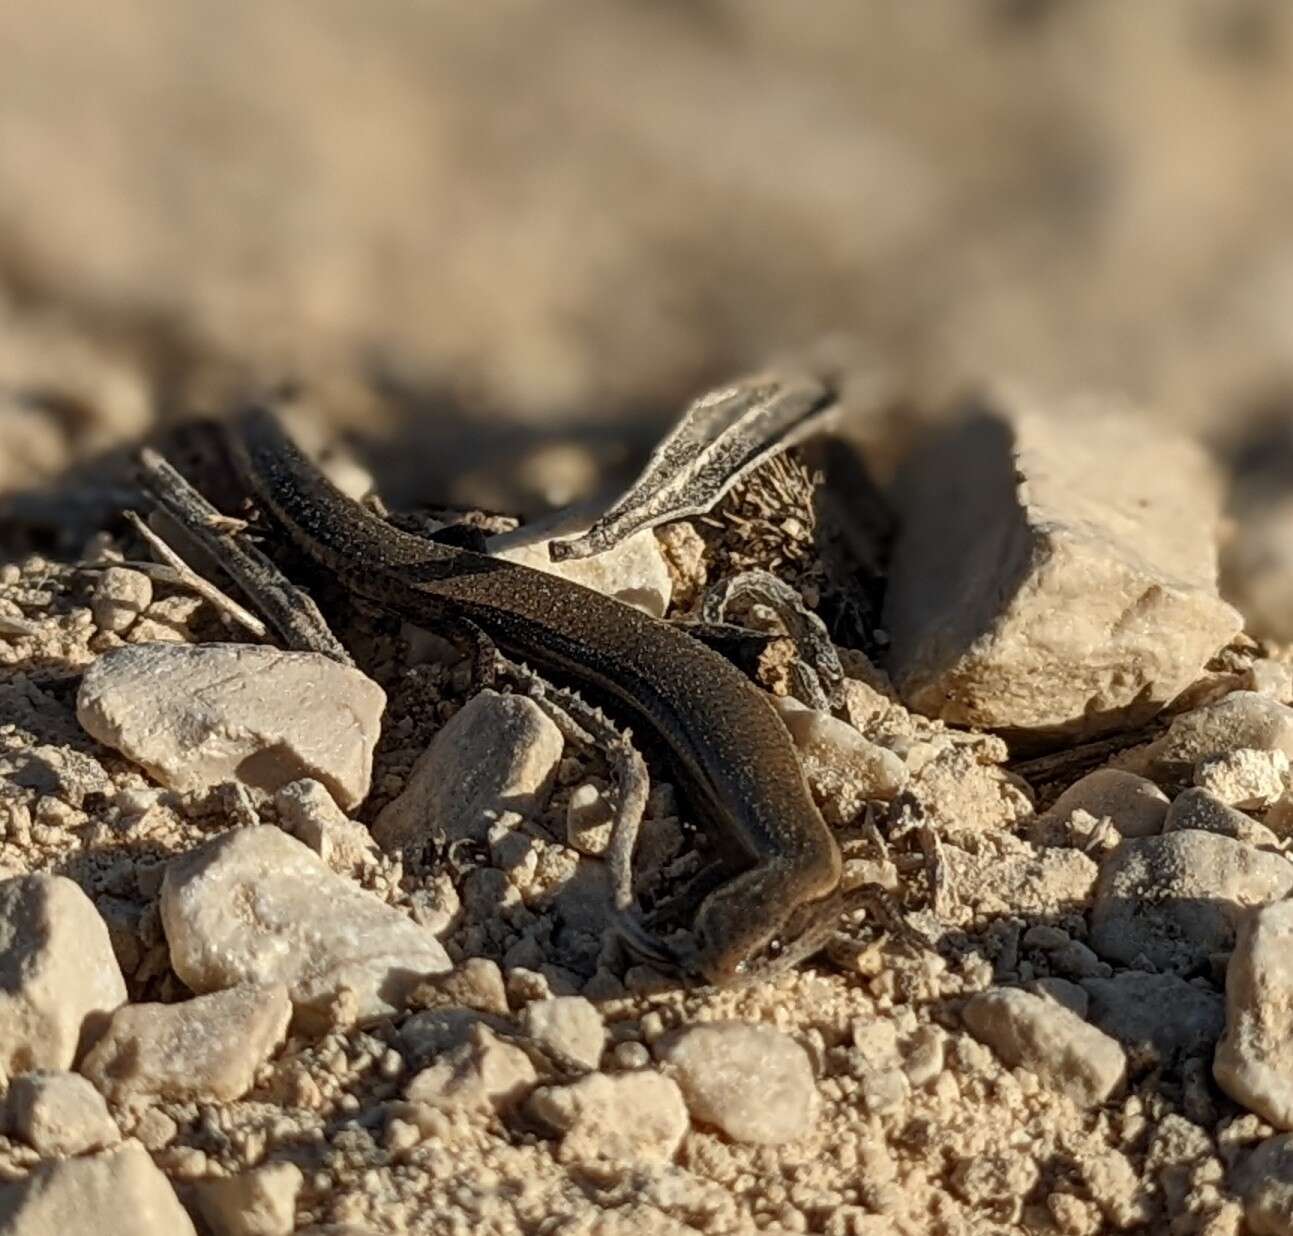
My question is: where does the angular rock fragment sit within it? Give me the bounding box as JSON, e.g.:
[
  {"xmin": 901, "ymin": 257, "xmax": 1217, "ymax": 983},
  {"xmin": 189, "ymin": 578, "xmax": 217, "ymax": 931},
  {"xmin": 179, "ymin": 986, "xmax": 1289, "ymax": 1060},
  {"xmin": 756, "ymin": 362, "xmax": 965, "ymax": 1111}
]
[
  {"xmin": 520, "ymin": 997, "xmax": 606, "ymax": 1071},
  {"xmin": 962, "ymin": 987, "xmax": 1127, "ymax": 1106},
  {"xmin": 0, "ymin": 1142, "xmax": 196, "ymax": 1235},
  {"xmin": 161, "ymin": 827, "xmax": 450, "ymax": 1030},
  {"xmin": 372, "ymin": 690, "xmax": 563, "ymax": 851},
  {"xmin": 654, "ymin": 1021, "xmax": 818, "ymax": 1145},
  {"xmin": 90, "ymin": 566, "xmax": 152, "ymax": 635},
  {"xmin": 81, "ymin": 984, "xmax": 291, "ymax": 1103},
  {"xmin": 274, "ymin": 779, "xmax": 379, "ymax": 870},
  {"xmin": 1215, "ymin": 900, "xmax": 1293, "ymax": 1129},
  {"xmin": 1090, "ymin": 832, "xmax": 1293, "ymax": 972},
  {"xmin": 1146, "ymin": 692, "xmax": 1293, "ymax": 776},
  {"xmin": 0, "ymin": 874, "xmax": 127, "ymax": 1074},
  {"xmin": 404, "ymin": 1023, "xmax": 537, "ymax": 1116},
  {"xmin": 191, "ymin": 1162, "xmax": 303, "ymax": 1236},
  {"xmin": 1081, "ymin": 973, "xmax": 1224, "ymax": 1070},
  {"xmin": 884, "ymin": 393, "xmax": 1242, "ymax": 736},
  {"xmin": 77, "ymin": 643, "xmax": 385, "ymax": 810},
  {"xmin": 4, "ymin": 1071, "xmax": 120, "ymax": 1157},
  {"xmin": 527, "ymin": 1070, "xmax": 688, "ymax": 1164},
  {"xmin": 1194, "ymin": 747, "xmax": 1289, "ymax": 810},
  {"xmin": 0, "ymin": 745, "xmax": 109, "ymax": 809}
]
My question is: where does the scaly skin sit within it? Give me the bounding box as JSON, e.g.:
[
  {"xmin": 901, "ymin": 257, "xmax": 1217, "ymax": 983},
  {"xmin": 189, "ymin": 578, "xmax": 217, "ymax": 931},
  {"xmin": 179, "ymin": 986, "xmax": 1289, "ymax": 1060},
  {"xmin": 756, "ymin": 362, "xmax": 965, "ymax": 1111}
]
[{"xmin": 227, "ymin": 407, "xmax": 842, "ymax": 984}]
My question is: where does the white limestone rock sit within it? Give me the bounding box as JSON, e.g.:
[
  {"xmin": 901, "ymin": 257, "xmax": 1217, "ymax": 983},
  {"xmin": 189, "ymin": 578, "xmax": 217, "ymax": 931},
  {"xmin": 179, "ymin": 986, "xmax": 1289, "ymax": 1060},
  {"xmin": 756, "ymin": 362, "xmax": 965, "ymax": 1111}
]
[
  {"xmin": 962, "ymin": 987, "xmax": 1127, "ymax": 1107},
  {"xmin": 1089, "ymin": 832, "xmax": 1293, "ymax": 971},
  {"xmin": 4, "ymin": 1071, "xmax": 120, "ymax": 1157},
  {"xmin": 527, "ymin": 1070, "xmax": 688, "ymax": 1164},
  {"xmin": 884, "ymin": 393, "xmax": 1242, "ymax": 737},
  {"xmin": 160, "ymin": 826, "xmax": 450, "ymax": 1030},
  {"xmin": 0, "ymin": 875, "xmax": 127, "ymax": 1075},
  {"xmin": 372, "ymin": 690, "xmax": 563, "ymax": 851},
  {"xmin": 77, "ymin": 643, "xmax": 385, "ymax": 810},
  {"xmin": 81, "ymin": 984, "xmax": 291, "ymax": 1103}
]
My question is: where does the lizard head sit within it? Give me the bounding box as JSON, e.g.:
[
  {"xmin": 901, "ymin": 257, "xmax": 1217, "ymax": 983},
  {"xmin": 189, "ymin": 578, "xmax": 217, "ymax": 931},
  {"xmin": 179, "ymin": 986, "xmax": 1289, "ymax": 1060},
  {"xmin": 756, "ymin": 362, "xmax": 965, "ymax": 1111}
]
[{"xmin": 690, "ymin": 873, "xmax": 845, "ymax": 986}]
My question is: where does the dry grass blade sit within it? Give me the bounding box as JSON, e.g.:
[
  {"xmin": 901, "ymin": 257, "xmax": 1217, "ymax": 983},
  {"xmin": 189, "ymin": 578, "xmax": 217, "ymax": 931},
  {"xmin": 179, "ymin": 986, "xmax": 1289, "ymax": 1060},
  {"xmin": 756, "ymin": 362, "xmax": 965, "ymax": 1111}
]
[{"xmin": 549, "ymin": 372, "xmax": 835, "ymax": 562}]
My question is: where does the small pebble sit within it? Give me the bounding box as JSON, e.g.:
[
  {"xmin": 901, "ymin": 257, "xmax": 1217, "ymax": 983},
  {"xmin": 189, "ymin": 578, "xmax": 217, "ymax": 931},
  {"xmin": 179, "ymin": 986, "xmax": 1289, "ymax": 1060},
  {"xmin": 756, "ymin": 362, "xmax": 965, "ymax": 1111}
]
[
  {"xmin": 654, "ymin": 1021, "xmax": 819, "ymax": 1145},
  {"xmin": 1194, "ymin": 747, "xmax": 1289, "ymax": 810},
  {"xmin": 962, "ymin": 987, "xmax": 1126, "ymax": 1107}
]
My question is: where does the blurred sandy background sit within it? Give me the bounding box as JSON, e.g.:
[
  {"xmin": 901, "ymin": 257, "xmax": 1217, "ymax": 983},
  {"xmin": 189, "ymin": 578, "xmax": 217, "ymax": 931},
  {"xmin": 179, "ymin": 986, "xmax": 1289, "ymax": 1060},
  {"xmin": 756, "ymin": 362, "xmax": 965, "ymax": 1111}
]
[{"xmin": 3, "ymin": 0, "xmax": 1293, "ymax": 626}]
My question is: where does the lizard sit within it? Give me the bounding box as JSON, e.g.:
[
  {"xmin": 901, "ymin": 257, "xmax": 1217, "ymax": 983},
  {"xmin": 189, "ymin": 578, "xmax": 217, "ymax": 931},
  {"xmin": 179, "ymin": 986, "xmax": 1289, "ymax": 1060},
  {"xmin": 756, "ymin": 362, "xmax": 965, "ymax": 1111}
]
[{"xmin": 224, "ymin": 405, "xmax": 844, "ymax": 985}]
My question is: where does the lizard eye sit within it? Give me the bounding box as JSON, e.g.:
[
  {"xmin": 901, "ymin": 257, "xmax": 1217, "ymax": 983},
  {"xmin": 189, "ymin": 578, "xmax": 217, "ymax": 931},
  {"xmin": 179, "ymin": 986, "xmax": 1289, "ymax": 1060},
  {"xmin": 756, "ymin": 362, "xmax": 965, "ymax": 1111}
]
[{"xmin": 766, "ymin": 937, "xmax": 783, "ymax": 957}]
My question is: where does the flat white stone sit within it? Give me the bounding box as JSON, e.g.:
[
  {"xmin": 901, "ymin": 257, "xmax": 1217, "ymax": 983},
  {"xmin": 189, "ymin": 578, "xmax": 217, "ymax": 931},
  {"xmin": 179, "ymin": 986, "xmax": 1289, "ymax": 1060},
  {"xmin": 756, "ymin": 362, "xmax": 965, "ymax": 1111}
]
[
  {"xmin": 160, "ymin": 826, "xmax": 450, "ymax": 1030},
  {"xmin": 0, "ymin": 875, "xmax": 127, "ymax": 1074},
  {"xmin": 489, "ymin": 513, "xmax": 672, "ymax": 618},
  {"xmin": 521, "ymin": 997, "xmax": 606, "ymax": 1071},
  {"xmin": 884, "ymin": 391, "xmax": 1242, "ymax": 736},
  {"xmin": 81, "ymin": 984, "xmax": 291, "ymax": 1103},
  {"xmin": 77, "ymin": 643, "xmax": 385, "ymax": 811}
]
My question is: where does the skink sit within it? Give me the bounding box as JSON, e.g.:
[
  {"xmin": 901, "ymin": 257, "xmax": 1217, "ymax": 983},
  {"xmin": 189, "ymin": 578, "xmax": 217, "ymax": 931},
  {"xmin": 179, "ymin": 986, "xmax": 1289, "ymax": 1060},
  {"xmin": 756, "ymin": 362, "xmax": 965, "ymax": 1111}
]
[{"xmin": 227, "ymin": 406, "xmax": 843, "ymax": 984}]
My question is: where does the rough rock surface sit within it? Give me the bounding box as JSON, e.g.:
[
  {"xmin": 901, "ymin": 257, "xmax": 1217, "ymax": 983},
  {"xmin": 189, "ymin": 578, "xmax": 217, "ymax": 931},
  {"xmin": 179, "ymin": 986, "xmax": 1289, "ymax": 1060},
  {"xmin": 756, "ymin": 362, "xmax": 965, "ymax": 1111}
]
[
  {"xmin": 404, "ymin": 1024, "xmax": 537, "ymax": 1116},
  {"xmin": 90, "ymin": 566, "xmax": 152, "ymax": 635},
  {"xmin": 1146, "ymin": 692, "xmax": 1293, "ymax": 775},
  {"xmin": 274, "ymin": 779, "xmax": 379, "ymax": 871},
  {"xmin": 160, "ymin": 827, "xmax": 450, "ymax": 1029},
  {"xmin": 191, "ymin": 1162, "xmax": 303, "ymax": 1236},
  {"xmin": 76, "ymin": 643, "xmax": 385, "ymax": 810},
  {"xmin": 1215, "ymin": 900, "xmax": 1293, "ymax": 1130},
  {"xmin": 0, "ymin": 874, "xmax": 127, "ymax": 1074},
  {"xmin": 1239, "ymin": 1134, "xmax": 1293, "ymax": 1236},
  {"xmin": 1194, "ymin": 747, "xmax": 1289, "ymax": 809},
  {"xmin": 527, "ymin": 1071, "xmax": 689, "ymax": 1164},
  {"xmin": 3, "ymin": 1072, "xmax": 120, "ymax": 1158},
  {"xmin": 1089, "ymin": 831, "xmax": 1293, "ymax": 971},
  {"xmin": 884, "ymin": 396, "xmax": 1242, "ymax": 736},
  {"xmin": 520, "ymin": 997, "xmax": 606, "ymax": 1071},
  {"xmin": 372, "ymin": 689, "xmax": 563, "ymax": 851},
  {"xmin": 962, "ymin": 987, "xmax": 1127, "ymax": 1106},
  {"xmin": 1080, "ymin": 973, "xmax": 1224, "ymax": 1070},
  {"xmin": 654, "ymin": 1021, "xmax": 819, "ymax": 1145},
  {"xmin": 81, "ymin": 985, "xmax": 292, "ymax": 1103},
  {"xmin": 0, "ymin": 1141, "xmax": 196, "ymax": 1235},
  {"xmin": 1163, "ymin": 787, "xmax": 1280, "ymax": 848}
]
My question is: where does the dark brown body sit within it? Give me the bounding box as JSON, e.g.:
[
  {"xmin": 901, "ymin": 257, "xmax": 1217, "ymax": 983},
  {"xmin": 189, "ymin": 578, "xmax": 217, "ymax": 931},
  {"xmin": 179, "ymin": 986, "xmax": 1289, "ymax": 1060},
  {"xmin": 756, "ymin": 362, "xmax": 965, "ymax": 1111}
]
[{"xmin": 229, "ymin": 408, "xmax": 842, "ymax": 982}]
